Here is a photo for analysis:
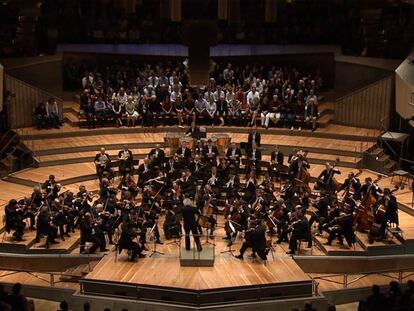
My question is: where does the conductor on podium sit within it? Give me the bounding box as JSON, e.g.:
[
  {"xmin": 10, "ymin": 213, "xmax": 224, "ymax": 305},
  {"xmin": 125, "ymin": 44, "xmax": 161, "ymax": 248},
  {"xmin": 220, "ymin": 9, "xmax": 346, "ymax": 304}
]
[{"xmin": 179, "ymin": 198, "xmax": 202, "ymax": 252}]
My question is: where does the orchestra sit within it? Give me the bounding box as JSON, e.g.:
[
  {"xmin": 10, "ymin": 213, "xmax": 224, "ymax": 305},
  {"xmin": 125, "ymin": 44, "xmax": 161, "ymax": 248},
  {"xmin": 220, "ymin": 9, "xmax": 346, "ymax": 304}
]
[{"xmin": 2, "ymin": 133, "xmax": 401, "ymax": 261}]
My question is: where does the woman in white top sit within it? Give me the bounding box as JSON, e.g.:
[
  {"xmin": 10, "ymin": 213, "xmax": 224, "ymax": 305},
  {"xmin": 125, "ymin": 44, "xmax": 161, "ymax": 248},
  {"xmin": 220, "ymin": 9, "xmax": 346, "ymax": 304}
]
[
  {"xmin": 125, "ymin": 96, "xmax": 139, "ymax": 127},
  {"xmin": 205, "ymin": 99, "xmax": 217, "ymax": 127}
]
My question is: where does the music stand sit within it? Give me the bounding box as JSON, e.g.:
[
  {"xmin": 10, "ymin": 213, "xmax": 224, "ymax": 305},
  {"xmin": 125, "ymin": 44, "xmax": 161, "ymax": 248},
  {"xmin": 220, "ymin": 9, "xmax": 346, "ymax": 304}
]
[
  {"xmin": 220, "ymin": 221, "xmax": 237, "ymax": 256},
  {"xmin": 148, "ymin": 221, "xmax": 164, "ymax": 257}
]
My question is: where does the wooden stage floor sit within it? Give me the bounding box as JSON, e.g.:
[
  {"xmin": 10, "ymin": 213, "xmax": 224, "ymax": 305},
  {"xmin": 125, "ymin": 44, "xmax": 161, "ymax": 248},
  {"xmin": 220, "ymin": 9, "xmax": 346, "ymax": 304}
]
[{"xmin": 85, "ymin": 254, "xmax": 310, "ymax": 291}]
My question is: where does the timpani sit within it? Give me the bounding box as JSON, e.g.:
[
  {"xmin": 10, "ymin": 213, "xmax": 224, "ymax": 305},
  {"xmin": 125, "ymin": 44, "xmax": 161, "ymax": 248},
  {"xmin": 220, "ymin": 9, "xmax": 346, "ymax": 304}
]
[
  {"xmin": 165, "ymin": 132, "xmax": 181, "ymax": 150},
  {"xmin": 213, "ymin": 133, "xmax": 231, "ymax": 152}
]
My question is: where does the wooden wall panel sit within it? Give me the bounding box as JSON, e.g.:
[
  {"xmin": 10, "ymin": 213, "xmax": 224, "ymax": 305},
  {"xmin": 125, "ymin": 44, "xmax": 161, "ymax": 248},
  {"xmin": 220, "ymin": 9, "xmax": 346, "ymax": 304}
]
[
  {"xmin": 5, "ymin": 74, "xmax": 63, "ymax": 129},
  {"xmin": 334, "ymin": 75, "xmax": 393, "ymax": 129}
]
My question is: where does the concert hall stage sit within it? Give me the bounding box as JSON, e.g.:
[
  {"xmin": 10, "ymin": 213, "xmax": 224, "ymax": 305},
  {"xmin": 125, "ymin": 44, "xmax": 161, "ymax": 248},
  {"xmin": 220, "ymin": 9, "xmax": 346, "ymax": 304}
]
[{"xmin": 80, "ymin": 254, "xmax": 314, "ymax": 307}]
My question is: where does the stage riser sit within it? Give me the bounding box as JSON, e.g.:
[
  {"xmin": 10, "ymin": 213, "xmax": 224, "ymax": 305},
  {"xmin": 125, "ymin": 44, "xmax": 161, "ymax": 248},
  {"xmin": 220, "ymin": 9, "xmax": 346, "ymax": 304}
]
[
  {"xmin": 38, "ymin": 151, "xmax": 360, "ymax": 168},
  {"xmin": 80, "ymin": 280, "xmax": 313, "ymax": 307},
  {"xmin": 20, "ymin": 125, "xmax": 377, "ymax": 143}
]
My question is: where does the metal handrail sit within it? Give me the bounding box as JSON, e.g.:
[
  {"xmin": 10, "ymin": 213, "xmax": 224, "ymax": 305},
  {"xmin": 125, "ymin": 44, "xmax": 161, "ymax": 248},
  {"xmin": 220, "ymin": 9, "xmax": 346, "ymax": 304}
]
[{"xmin": 0, "ymin": 129, "xmax": 18, "ymax": 157}]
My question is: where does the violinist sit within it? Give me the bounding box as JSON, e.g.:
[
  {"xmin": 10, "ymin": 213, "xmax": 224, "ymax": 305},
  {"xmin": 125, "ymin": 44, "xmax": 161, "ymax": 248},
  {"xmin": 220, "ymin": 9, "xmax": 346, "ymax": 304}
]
[
  {"xmin": 51, "ymin": 198, "xmax": 71, "ymax": 241},
  {"xmin": 163, "ymin": 208, "xmax": 182, "ymax": 240},
  {"xmin": 31, "ymin": 186, "xmax": 45, "ymax": 209},
  {"xmin": 180, "ymin": 169, "xmax": 197, "ymax": 198},
  {"xmin": 316, "ymin": 162, "xmax": 341, "ymax": 193},
  {"xmin": 5, "ymin": 199, "xmax": 26, "ymax": 241},
  {"xmin": 175, "ymin": 141, "xmax": 192, "ymax": 165},
  {"xmin": 137, "ymin": 158, "xmax": 153, "ymax": 187},
  {"xmin": 79, "ymin": 213, "xmax": 108, "ymax": 254},
  {"xmin": 17, "ymin": 196, "xmax": 36, "ymax": 230},
  {"xmin": 118, "ymin": 144, "xmax": 134, "ymax": 177},
  {"xmin": 286, "ymin": 209, "xmax": 312, "ymax": 255},
  {"xmin": 41, "ymin": 174, "xmax": 56, "ymax": 194},
  {"xmin": 308, "ymin": 194, "xmax": 332, "ymax": 235},
  {"xmin": 94, "ymin": 202, "xmax": 116, "ymax": 245},
  {"xmin": 148, "ymin": 144, "xmax": 166, "ymax": 168},
  {"xmin": 35, "ymin": 206, "xmax": 58, "ymax": 248},
  {"xmin": 100, "ymin": 178, "xmax": 117, "ymax": 201},
  {"xmin": 217, "ymin": 158, "xmax": 230, "ymax": 181},
  {"xmin": 94, "ymin": 147, "xmax": 112, "ymax": 181},
  {"xmin": 118, "ymin": 209, "xmax": 144, "ymax": 262},
  {"xmin": 235, "ymin": 219, "xmax": 268, "ymax": 260},
  {"xmin": 189, "ymin": 154, "xmax": 205, "ymax": 180},
  {"xmin": 324, "ymin": 209, "xmax": 355, "ymax": 247},
  {"xmin": 164, "ymin": 156, "xmax": 179, "ymax": 182},
  {"xmin": 118, "ymin": 174, "xmax": 139, "ymax": 198},
  {"xmin": 243, "ymin": 171, "xmax": 257, "ymax": 204},
  {"xmin": 206, "ymin": 166, "xmax": 221, "ymax": 197},
  {"xmin": 225, "ymin": 142, "xmax": 242, "ymax": 168},
  {"xmin": 224, "ymin": 170, "xmax": 240, "ymax": 193}
]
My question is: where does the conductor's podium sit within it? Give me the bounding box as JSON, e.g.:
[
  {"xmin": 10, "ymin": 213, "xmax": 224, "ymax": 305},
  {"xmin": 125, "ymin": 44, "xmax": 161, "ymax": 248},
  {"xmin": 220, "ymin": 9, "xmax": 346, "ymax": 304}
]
[{"xmin": 179, "ymin": 234, "xmax": 215, "ymax": 267}]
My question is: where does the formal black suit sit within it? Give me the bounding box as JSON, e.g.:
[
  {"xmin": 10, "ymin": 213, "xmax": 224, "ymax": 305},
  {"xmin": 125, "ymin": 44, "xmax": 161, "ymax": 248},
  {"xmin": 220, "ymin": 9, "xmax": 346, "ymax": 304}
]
[
  {"xmin": 180, "ymin": 175, "xmax": 197, "ymax": 197},
  {"xmin": 179, "ymin": 205, "xmax": 202, "ymax": 251},
  {"xmin": 226, "ymin": 147, "xmax": 242, "ymax": 166},
  {"xmin": 288, "ymin": 216, "xmax": 312, "ymax": 253},
  {"xmin": 148, "ymin": 148, "xmax": 165, "ymax": 167},
  {"xmin": 185, "ymin": 126, "xmax": 201, "ymax": 140},
  {"xmin": 271, "ymin": 151, "xmax": 284, "ymax": 165},
  {"xmin": 118, "ymin": 149, "xmax": 133, "ymax": 176},
  {"xmin": 202, "ymin": 145, "xmax": 219, "ymax": 165},
  {"xmin": 248, "ymin": 131, "xmax": 261, "ymax": 147},
  {"xmin": 239, "ymin": 225, "xmax": 267, "ymax": 260},
  {"xmin": 175, "ymin": 147, "xmax": 192, "ymax": 160},
  {"xmin": 137, "ymin": 163, "xmax": 153, "ymax": 186},
  {"xmin": 94, "ymin": 153, "xmax": 112, "ymax": 180}
]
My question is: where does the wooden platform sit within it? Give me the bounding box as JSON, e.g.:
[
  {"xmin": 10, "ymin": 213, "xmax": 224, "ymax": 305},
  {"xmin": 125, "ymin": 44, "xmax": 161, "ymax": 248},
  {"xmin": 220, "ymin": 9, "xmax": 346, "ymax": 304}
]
[
  {"xmin": 81, "ymin": 254, "xmax": 313, "ymax": 306},
  {"xmin": 0, "ymin": 227, "xmax": 81, "ymax": 254}
]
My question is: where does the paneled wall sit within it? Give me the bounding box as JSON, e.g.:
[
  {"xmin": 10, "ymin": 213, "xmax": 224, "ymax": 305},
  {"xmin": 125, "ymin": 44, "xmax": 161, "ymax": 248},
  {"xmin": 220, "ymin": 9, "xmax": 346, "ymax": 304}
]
[
  {"xmin": 5, "ymin": 74, "xmax": 63, "ymax": 129},
  {"xmin": 334, "ymin": 75, "xmax": 393, "ymax": 130}
]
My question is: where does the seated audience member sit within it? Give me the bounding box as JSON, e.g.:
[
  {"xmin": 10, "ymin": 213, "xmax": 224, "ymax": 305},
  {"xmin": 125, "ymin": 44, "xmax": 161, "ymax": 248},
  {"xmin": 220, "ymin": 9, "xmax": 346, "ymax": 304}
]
[
  {"xmin": 94, "ymin": 96, "xmax": 107, "ymax": 126},
  {"xmin": 34, "ymin": 102, "xmax": 49, "ymax": 129},
  {"xmin": 7, "ymin": 283, "xmax": 29, "ymax": 311},
  {"xmin": 305, "ymin": 98, "xmax": 318, "ymax": 131},
  {"xmin": 46, "ymin": 98, "xmax": 62, "ymax": 128}
]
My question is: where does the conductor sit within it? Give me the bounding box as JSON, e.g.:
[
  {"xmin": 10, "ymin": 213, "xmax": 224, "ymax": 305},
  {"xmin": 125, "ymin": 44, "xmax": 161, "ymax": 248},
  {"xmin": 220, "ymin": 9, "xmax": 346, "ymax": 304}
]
[{"xmin": 179, "ymin": 198, "xmax": 202, "ymax": 252}]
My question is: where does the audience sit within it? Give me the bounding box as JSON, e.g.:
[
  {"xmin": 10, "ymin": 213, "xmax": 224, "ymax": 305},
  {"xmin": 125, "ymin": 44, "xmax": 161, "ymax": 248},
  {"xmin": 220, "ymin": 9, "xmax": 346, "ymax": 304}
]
[
  {"xmin": 72, "ymin": 60, "xmax": 322, "ymax": 131},
  {"xmin": 34, "ymin": 98, "xmax": 62, "ymax": 130},
  {"xmin": 358, "ymin": 280, "xmax": 414, "ymax": 311}
]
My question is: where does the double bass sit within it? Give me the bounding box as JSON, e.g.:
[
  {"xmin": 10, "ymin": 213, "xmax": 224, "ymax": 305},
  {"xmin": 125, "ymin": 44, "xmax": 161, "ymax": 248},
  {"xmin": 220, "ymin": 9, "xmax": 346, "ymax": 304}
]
[
  {"xmin": 296, "ymin": 151, "xmax": 311, "ymax": 188},
  {"xmin": 354, "ymin": 175, "xmax": 383, "ymax": 232},
  {"xmin": 367, "ymin": 186, "xmax": 399, "ymax": 243}
]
